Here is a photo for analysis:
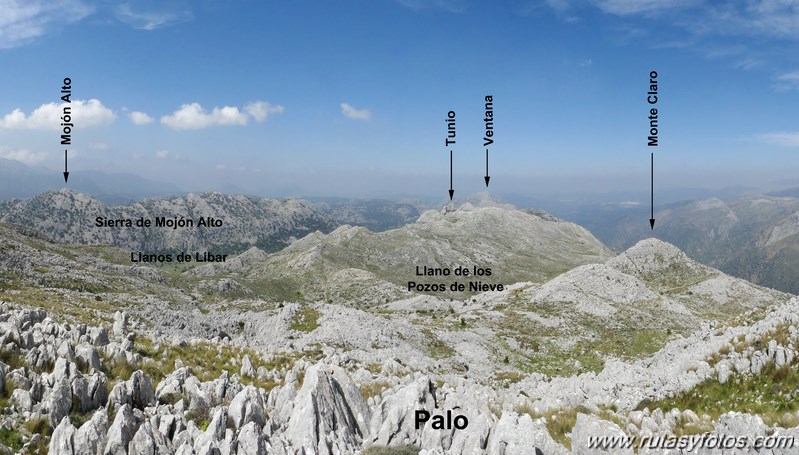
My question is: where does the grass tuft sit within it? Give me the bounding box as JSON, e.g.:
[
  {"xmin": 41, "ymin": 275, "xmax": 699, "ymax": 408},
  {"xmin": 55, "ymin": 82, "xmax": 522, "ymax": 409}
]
[
  {"xmin": 289, "ymin": 306, "xmax": 321, "ymax": 333},
  {"xmin": 638, "ymin": 359, "xmax": 799, "ymax": 431}
]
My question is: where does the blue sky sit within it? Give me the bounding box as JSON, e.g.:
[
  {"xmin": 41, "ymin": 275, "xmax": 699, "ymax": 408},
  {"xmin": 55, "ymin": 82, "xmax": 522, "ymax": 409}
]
[{"xmin": 1, "ymin": 0, "xmax": 799, "ymax": 198}]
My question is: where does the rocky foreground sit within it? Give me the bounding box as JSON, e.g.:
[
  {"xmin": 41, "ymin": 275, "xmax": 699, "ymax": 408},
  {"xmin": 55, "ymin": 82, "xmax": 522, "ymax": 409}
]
[{"xmin": 0, "ymin": 295, "xmax": 797, "ymax": 454}]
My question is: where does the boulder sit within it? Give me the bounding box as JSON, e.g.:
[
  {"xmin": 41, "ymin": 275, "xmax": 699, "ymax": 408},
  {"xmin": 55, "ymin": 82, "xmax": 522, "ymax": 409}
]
[
  {"xmin": 193, "ymin": 407, "xmax": 227, "ymax": 453},
  {"xmin": 57, "ymin": 340, "xmax": 76, "ymax": 362},
  {"xmin": 128, "ymin": 420, "xmax": 173, "ymax": 454},
  {"xmin": 49, "ymin": 417, "xmax": 76, "ymax": 455},
  {"xmin": 241, "ymin": 354, "xmax": 255, "ymax": 378},
  {"xmin": 76, "ymin": 343, "xmax": 102, "ymax": 372},
  {"xmin": 108, "ymin": 370, "xmax": 155, "ymax": 411},
  {"xmin": 47, "ymin": 377, "xmax": 73, "ymax": 426},
  {"xmin": 72, "ymin": 375, "xmax": 91, "ymax": 413},
  {"xmin": 227, "ymin": 385, "xmax": 266, "ymax": 431},
  {"xmin": 129, "ymin": 370, "xmax": 156, "ymax": 409},
  {"xmin": 155, "ymin": 367, "xmax": 194, "ymax": 404},
  {"xmin": 75, "ymin": 408, "xmax": 109, "ymax": 455},
  {"xmin": 10, "ymin": 389, "xmax": 33, "ymax": 412},
  {"xmin": 715, "ymin": 412, "xmax": 767, "ymax": 437},
  {"xmin": 112, "ymin": 312, "xmax": 128, "ymax": 338},
  {"xmin": 174, "ymin": 442, "xmax": 194, "ymax": 455},
  {"xmin": 370, "ymin": 375, "xmax": 435, "ymax": 446},
  {"xmin": 237, "ymin": 421, "xmax": 267, "ymax": 455},
  {"xmin": 88, "ymin": 327, "xmax": 109, "ymax": 347},
  {"xmin": 104, "ymin": 404, "xmax": 140, "ymax": 455},
  {"xmin": 286, "ymin": 364, "xmax": 371, "ymax": 453},
  {"xmin": 87, "ymin": 371, "xmax": 110, "ymax": 410}
]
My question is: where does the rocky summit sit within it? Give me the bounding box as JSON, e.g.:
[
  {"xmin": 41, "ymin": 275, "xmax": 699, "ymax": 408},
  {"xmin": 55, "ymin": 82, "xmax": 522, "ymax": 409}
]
[{"xmin": 0, "ymin": 192, "xmax": 797, "ymax": 454}]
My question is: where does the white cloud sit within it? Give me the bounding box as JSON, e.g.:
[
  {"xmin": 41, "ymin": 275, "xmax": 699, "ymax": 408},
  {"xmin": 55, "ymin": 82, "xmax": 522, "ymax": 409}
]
[
  {"xmin": 89, "ymin": 142, "xmax": 109, "ymax": 151},
  {"xmin": 245, "ymin": 101, "xmax": 284, "ymax": 122},
  {"xmin": 0, "ymin": 99, "xmax": 116, "ymax": 130},
  {"xmin": 546, "ymin": 0, "xmax": 572, "ymax": 14},
  {"xmin": 128, "ymin": 111, "xmax": 153, "ymax": 125},
  {"xmin": 592, "ymin": 0, "xmax": 692, "ymax": 15},
  {"xmin": 161, "ymin": 103, "xmax": 246, "ymax": 129},
  {"xmin": 161, "ymin": 100, "xmax": 283, "ymax": 130},
  {"xmin": 340, "ymin": 102, "xmax": 372, "ymax": 121},
  {"xmin": 114, "ymin": 4, "xmax": 192, "ymax": 31},
  {"xmin": 0, "ymin": 0, "xmax": 92, "ymax": 48},
  {"xmin": 155, "ymin": 150, "xmax": 184, "ymax": 160},
  {"xmin": 737, "ymin": 0, "xmax": 799, "ymax": 38},
  {"xmin": 774, "ymin": 71, "xmax": 799, "ymax": 92},
  {"xmin": 0, "ymin": 146, "xmax": 48, "ymax": 165},
  {"xmin": 760, "ymin": 132, "xmax": 799, "ymax": 147},
  {"xmin": 215, "ymin": 164, "xmax": 226, "ymax": 170},
  {"xmin": 586, "ymin": 1, "xmax": 799, "ymax": 39}
]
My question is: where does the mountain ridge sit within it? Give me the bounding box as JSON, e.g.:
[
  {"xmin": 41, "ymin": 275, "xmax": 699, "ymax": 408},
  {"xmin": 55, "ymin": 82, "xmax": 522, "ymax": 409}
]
[
  {"xmin": 0, "ymin": 205, "xmax": 795, "ymax": 453},
  {"xmin": 595, "ymin": 195, "xmax": 799, "ymax": 294}
]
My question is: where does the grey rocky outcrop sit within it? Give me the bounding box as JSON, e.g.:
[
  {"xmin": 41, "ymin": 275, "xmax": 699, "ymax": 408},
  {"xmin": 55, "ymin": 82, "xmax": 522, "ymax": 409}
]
[
  {"xmin": 104, "ymin": 404, "xmax": 141, "ymax": 455},
  {"xmin": 128, "ymin": 420, "xmax": 173, "ymax": 454},
  {"xmin": 108, "ymin": 370, "xmax": 156, "ymax": 411},
  {"xmin": 284, "ymin": 364, "xmax": 371, "ymax": 453},
  {"xmin": 240, "ymin": 354, "xmax": 255, "ymax": 378},
  {"xmin": 75, "ymin": 408, "xmax": 109, "ymax": 455},
  {"xmin": 75, "ymin": 342, "xmax": 102, "ymax": 372},
  {"xmin": 0, "ymin": 189, "xmax": 336, "ymax": 254},
  {"xmin": 369, "ymin": 374, "xmax": 436, "ymax": 447},
  {"xmin": 50, "ymin": 417, "xmax": 77, "ymax": 454},
  {"xmin": 483, "ymin": 412, "xmax": 566, "ymax": 455},
  {"xmin": 571, "ymin": 412, "xmax": 632, "ymax": 455},
  {"xmin": 112, "ymin": 311, "xmax": 128, "ymax": 339},
  {"xmin": 227, "ymin": 385, "xmax": 267, "ymax": 431},
  {"xmin": 237, "ymin": 421, "xmax": 267, "ymax": 455}
]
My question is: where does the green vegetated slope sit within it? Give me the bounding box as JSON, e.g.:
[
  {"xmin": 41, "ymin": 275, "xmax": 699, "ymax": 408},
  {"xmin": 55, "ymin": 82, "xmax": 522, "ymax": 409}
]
[
  {"xmin": 213, "ymin": 205, "xmax": 612, "ymax": 304},
  {"xmin": 639, "ymin": 323, "xmax": 799, "ymax": 434},
  {"xmin": 0, "ymin": 222, "xmax": 201, "ymax": 326},
  {"xmin": 447, "ymin": 239, "xmax": 790, "ymax": 378},
  {"xmin": 0, "ymin": 199, "xmax": 791, "ymax": 382}
]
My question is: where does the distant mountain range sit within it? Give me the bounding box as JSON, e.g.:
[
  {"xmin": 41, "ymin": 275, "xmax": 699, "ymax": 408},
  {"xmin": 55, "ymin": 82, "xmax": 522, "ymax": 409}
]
[
  {"xmin": 0, "ymin": 189, "xmax": 424, "ymax": 256},
  {"xmin": 4, "ymin": 164, "xmax": 799, "ymax": 297},
  {"xmin": 0, "ymin": 158, "xmax": 183, "ymax": 204},
  {"xmin": 305, "ymin": 197, "xmax": 420, "ymax": 232},
  {"xmin": 588, "ymin": 195, "xmax": 799, "ymax": 295},
  {"xmin": 0, "ymin": 189, "xmax": 335, "ymax": 254}
]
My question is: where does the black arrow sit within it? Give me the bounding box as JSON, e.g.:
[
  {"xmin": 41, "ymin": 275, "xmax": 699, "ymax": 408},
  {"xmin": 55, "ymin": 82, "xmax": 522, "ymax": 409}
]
[
  {"xmin": 649, "ymin": 152, "xmax": 655, "ymax": 230},
  {"xmin": 448, "ymin": 150, "xmax": 454, "ymax": 200},
  {"xmin": 63, "ymin": 150, "xmax": 69, "ymax": 183},
  {"xmin": 484, "ymin": 149, "xmax": 490, "ymax": 187}
]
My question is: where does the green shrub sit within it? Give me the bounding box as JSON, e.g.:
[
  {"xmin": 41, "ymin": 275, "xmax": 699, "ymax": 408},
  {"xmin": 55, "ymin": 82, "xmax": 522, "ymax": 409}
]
[{"xmin": 25, "ymin": 417, "xmax": 52, "ymax": 437}]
